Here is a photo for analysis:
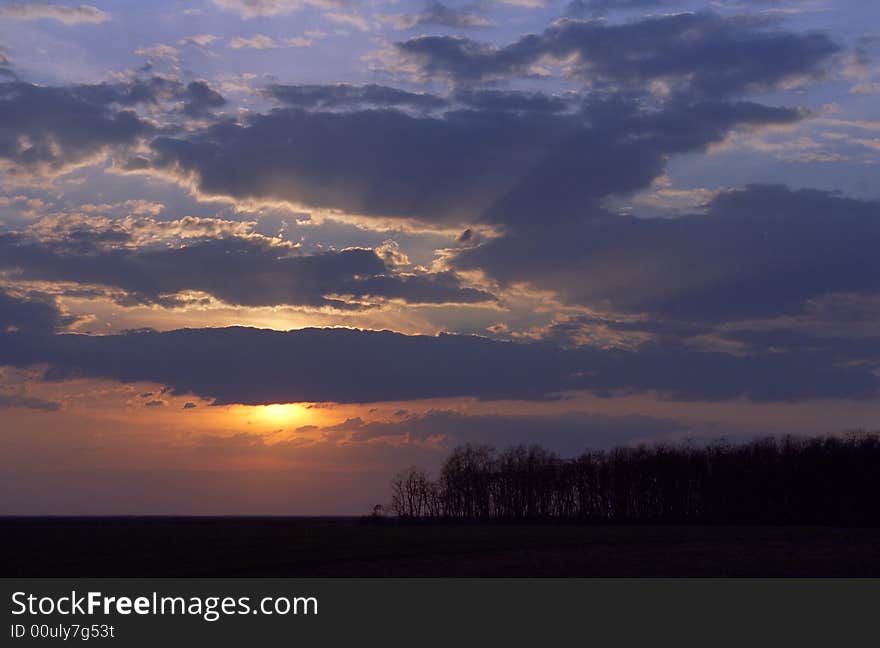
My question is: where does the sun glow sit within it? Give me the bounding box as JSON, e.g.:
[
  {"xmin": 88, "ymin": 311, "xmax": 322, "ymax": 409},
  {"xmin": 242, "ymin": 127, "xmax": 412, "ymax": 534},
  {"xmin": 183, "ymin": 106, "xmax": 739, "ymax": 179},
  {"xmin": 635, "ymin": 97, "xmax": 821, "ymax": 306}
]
[{"xmin": 252, "ymin": 403, "xmax": 308, "ymax": 426}]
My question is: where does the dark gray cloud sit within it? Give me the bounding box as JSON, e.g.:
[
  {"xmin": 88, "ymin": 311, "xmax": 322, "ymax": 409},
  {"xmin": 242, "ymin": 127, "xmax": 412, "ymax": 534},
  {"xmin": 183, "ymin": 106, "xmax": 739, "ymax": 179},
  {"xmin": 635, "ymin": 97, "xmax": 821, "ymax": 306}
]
[
  {"xmin": 0, "ymin": 289, "xmax": 70, "ymax": 335},
  {"xmin": 454, "ymin": 88, "xmax": 570, "ymax": 113},
  {"xmin": 68, "ymin": 76, "xmax": 183, "ymax": 107},
  {"xmin": 453, "ymin": 185, "xmax": 880, "ymax": 322},
  {"xmin": 0, "ymin": 230, "xmax": 495, "ymax": 309},
  {"xmin": 565, "ymin": 0, "xmax": 665, "ymax": 18},
  {"xmin": 0, "ymin": 326, "xmax": 875, "ymax": 404},
  {"xmin": 469, "ymin": 99, "xmax": 801, "ymax": 226},
  {"xmin": 340, "ymin": 271, "xmax": 495, "ymax": 306},
  {"xmin": 723, "ymin": 328, "xmax": 880, "ymax": 368},
  {"xmin": 0, "ymin": 13, "xmax": 866, "ymax": 413},
  {"xmin": 265, "ymin": 83, "xmax": 446, "ymax": 110},
  {"xmin": 267, "ymin": 83, "xmax": 570, "ymax": 115},
  {"xmin": 0, "ymin": 52, "xmax": 14, "ymax": 80},
  {"xmin": 5, "ymin": 13, "xmax": 813, "ymax": 227},
  {"xmin": 69, "ymin": 76, "xmax": 226, "ymax": 116},
  {"xmin": 0, "ymin": 393, "xmax": 61, "ymax": 412},
  {"xmin": 182, "ymin": 81, "xmax": 226, "ymax": 117},
  {"xmin": 534, "ymin": 313, "xmax": 707, "ymax": 350},
  {"xmin": 538, "ymin": 306, "xmax": 880, "ymax": 382},
  {"xmin": 0, "ymin": 81, "xmax": 152, "ymax": 175},
  {"xmin": 338, "ymin": 409, "xmax": 684, "ymax": 453},
  {"xmin": 852, "ymin": 35, "xmax": 876, "ymax": 68},
  {"xmin": 0, "ymin": 76, "xmax": 226, "ymax": 175},
  {"xmin": 146, "ymin": 98, "xmax": 799, "ymax": 226},
  {"xmin": 395, "ymin": 12, "xmax": 839, "ymax": 96},
  {"xmin": 384, "ymin": 2, "xmax": 492, "ymax": 30}
]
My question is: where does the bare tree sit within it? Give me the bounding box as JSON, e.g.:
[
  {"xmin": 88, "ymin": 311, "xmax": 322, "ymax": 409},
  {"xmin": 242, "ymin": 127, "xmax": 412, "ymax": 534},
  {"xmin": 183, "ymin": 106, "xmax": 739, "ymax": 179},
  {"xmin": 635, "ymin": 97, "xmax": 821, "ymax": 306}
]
[
  {"xmin": 387, "ymin": 433, "xmax": 880, "ymax": 524},
  {"xmin": 390, "ymin": 467, "xmax": 433, "ymax": 518}
]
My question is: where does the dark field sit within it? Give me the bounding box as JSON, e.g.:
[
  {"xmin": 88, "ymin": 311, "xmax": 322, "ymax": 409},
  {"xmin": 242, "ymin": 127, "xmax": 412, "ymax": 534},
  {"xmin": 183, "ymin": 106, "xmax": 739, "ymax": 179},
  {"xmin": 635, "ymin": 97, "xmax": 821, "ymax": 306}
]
[{"xmin": 2, "ymin": 518, "xmax": 880, "ymax": 577}]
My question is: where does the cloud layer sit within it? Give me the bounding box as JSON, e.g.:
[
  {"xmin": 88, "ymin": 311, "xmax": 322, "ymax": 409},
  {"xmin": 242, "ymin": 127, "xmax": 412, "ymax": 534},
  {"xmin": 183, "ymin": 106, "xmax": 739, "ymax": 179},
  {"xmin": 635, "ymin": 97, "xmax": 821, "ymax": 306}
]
[
  {"xmin": 453, "ymin": 185, "xmax": 880, "ymax": 321},
  {"xmin": 1, "ymin": 319, "xmax": 876, "ymax": 404},
  {"xmin": 0, "ymin": 222, "xmax": 494, "ymax": 309},
  {"xmin": 1, "ymin": 5, "xmax": 876, "ymax": 419},
  {"xmin": 146, "ymin": 97, "xmax": 800, "ymax": 225},
  {"xmin": 394, "ymin": 13, "xmax": 838, "ymax": 95}
]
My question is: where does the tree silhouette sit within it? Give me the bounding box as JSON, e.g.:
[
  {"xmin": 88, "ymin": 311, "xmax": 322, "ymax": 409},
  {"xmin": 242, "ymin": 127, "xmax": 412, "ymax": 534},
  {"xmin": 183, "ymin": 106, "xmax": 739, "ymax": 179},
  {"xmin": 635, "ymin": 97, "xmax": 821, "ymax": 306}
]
[{"xmin": 387, "ymin": 433, "xmax": 880, "ymax": 524}]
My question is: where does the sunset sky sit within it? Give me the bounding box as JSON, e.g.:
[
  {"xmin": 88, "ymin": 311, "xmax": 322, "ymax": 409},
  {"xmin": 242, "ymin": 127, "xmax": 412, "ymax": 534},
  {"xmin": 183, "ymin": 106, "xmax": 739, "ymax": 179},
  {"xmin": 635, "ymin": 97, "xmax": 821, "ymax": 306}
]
[{"xmin": 1, "ymin": 0, "xmax": 879, "ymax": 514}]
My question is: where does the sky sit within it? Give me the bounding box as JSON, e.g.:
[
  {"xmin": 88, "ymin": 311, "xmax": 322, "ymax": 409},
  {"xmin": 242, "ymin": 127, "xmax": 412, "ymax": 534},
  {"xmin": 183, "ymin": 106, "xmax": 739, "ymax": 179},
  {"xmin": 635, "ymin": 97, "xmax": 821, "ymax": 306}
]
[{"xmin": 1, "ymin": 0, "xmax": 879, "ymax": 514}]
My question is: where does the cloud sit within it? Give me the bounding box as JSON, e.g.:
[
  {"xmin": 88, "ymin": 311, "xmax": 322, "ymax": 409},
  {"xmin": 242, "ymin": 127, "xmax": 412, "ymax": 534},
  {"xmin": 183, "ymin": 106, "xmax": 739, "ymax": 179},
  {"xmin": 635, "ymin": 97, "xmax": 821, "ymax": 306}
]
[
  {"xmin": 0, "ymin": 3, "xmax": 109, "ymax": 25},
  {"xmin": 1, "ymin": 325, "xmax": 876, "ymax": 405},
  {"xmin": 453, "ymin": 88, "xmax": 570, "ymax": 113},
  {"xmin": 0, "ymin": 223, "xmax": 496, "ymax": 309},
  {"xmin": 134, "ymin": 44, "xmax": 180, "ymax": 62},
  {"xmin": 231, "ymin": 32, "xmax": 332, "ymax": 49},
  {"xmin": 850, "ymin": 83, "xmax": 880, "ymax": 96},
  {"xmin": 145, "ymin": 95, "xmax": 799, "ymax": 227},
  {"xmin": 500, "ymin": 0, "xmax": 550, "ymax": 7},
  {"xmin": 179, "ymin": 34, "xmax": 220, "ymax": 47},
  {"xmin": 263, "ymin": 84, "xmax": 566, "ymax": 121},
  {"xmin": 229, "ymin": 34, "xmax": 279, "ymax": 50},
  {"xmin": 55, "ymin": 76, "xmax": 180, "ymax": 107},
  {"xmin": 3, "ymin": 11, "xmax": 822, "ymax": 219},
  {"xmin": 0, "ymin": 51, "xmax": 14, "ymax": 79},
  {"xmin": 393, "ymin": 12, "xmax": 839, "ymax": 95},
  {"xmin": 0, "ymin": 76, "xmax": 229, "ymax": 177},
  {"xmin": 323, "ymin": 8, "xmax": 369, "ymax": 31},
  {"xmin": 0, "ymin": 393, "xmax": 61, "ymax": 411},
  {"xmin": 720, "ymin": 326, "xmax": 880, "ymax": 371},
  {"xmin": 339, "ymin": 409, "xmax": 683, "ymax": 452},
  {"xmin": 453, "ymin": 185, "xmax": 880, "ymax": 322},
  {"xmin": 0, "ymin": 14, "xmax": 868, "ymax": 414},
  {"xmin": 565, "ymin": 0, "xmax": 665, "ymax": 18},
  {"xmin": 210, "ymin": 0, "xmax": 343, "ymax": 19},
  {"xmin": 265, "ymin": 83, "xmax": 446, "ymax": 110},
  {"xmin": 0, "ymin": 288, "xmax": 71, "ymax": 335},
  {"xmin": 285, "ymin": 30, "xmax": 328, "ymax": 48},
  {"xmin": 182, "ymin": 81, "xmax": 226, "ymax": 116},
  {"xmin": 0, "ymin": 81, "xmax": 152, "ymax": 177},
  {"xmin": 382, "ymin": 3, "xmax": 493, "ymax": 30}
]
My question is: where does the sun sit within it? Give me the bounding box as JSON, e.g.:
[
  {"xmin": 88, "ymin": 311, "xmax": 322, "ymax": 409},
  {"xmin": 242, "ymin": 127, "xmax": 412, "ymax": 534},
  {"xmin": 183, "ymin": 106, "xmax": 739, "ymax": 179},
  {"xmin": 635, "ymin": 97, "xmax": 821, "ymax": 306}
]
[
  {"xmin": 227, "ymin": 402, "xmax": 319, "ymax": 431},
  {"xmin": 254, "ymin": 403, "xmax": 307, "ymax": 426}
]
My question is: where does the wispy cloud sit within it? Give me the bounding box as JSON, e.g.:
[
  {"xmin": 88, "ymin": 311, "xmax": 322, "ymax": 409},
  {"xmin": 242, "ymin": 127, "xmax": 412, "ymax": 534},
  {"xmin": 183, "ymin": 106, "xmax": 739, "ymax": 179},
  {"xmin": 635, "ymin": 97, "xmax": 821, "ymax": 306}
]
[
  {"xmin": 0, "ymin": 3, "xmax": 109, "ymax": 25},
  {"xmin": 178, "ymin": 34, "xmax": 220, "ymax": 47},
  {"xmin": 285, "ymin": 30, "xmax": 328, "ymax": 47},
  {"xmin": 229, "ymin": 34, "xmax": 279, "ymax": 50},
  {"xmin": 210, "ymin": 0, "xmax": 343, "ymax": 19},
  {"xmin": 134, "ymin": 43, "xmax": 180, "ymax": 61},
  {"xmin": 381, "ymin": 3, "xmax": 493, "ymax": 30},
  {"xmin": 0, "ymin": 393, "xmax": 61, "ymax": 411}
]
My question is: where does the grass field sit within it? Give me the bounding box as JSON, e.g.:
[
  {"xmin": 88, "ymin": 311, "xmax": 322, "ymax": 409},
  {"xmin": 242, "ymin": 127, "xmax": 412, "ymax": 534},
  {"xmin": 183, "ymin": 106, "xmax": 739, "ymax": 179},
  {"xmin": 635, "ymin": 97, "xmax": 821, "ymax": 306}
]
[{"xmin": 2, "ymin": 518, "xmax": 879, "ymax": 577}]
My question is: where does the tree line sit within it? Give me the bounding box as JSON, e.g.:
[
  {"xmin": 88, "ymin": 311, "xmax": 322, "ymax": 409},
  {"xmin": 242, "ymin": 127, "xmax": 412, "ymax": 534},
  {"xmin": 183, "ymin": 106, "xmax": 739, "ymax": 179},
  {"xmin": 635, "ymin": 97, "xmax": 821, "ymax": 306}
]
[{"xmin": 388, "ymin": 434, "xmax": 880, "ymax": 524}]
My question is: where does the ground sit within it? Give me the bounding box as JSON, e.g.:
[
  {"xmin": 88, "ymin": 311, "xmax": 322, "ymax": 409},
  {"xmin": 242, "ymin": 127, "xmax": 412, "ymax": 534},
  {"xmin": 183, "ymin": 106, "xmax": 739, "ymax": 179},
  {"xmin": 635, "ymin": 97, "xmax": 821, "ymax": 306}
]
[{"xmin": 2, "ymin": 518, "xmax": 879, "ymax": 577}]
